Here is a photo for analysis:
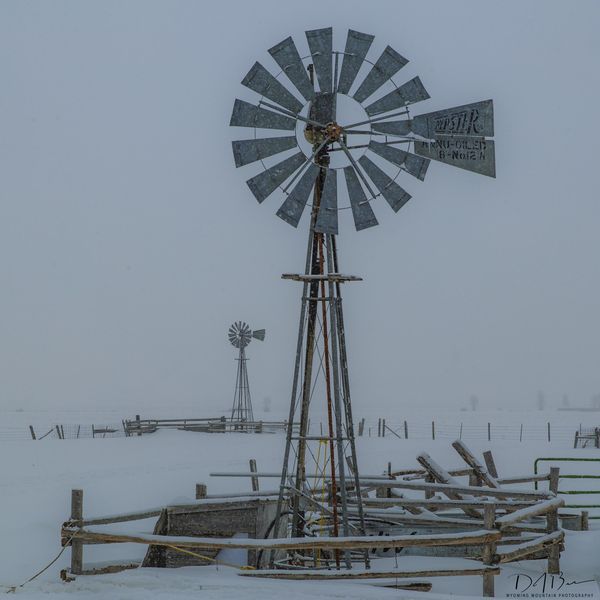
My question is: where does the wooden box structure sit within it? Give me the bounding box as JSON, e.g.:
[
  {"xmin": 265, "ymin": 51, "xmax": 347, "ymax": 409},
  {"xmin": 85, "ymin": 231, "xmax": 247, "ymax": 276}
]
[{"xmin": 142, "ymin": 497, "xmax": 283, "ymax": 568}]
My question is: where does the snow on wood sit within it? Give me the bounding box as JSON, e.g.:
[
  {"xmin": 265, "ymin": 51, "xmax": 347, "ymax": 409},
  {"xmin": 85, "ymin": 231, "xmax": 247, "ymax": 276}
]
[
  {"xmin": 240, "ymin": 566, "xmax": 501, "ymax": 579},
  {"xmin": 63, "ymin": 526, "xmax": 501, "ymax": 550},
  {"xmin": 357, "ymin": 478, "xmax": 553, "ymax": 499},
  {"xmin": 495, "ymin": 497, "xmax": 564, "ymax": 528}
]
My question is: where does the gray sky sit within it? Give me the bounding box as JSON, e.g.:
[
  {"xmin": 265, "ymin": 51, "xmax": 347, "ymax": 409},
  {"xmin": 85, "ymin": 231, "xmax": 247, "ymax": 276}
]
[{"xmin": 1, "ymin": 0, "xmax": 599, "ymax": 417}]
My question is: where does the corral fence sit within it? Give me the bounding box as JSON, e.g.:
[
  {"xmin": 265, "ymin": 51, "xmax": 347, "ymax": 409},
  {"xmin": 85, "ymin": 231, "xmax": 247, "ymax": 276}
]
[
  {"xmin": 534, "ymin": 457, "xmax": 600, "ymax": 521},
  {"xmin": 123, "ymin": 416, "xmax": 300, "ymax": 436}
]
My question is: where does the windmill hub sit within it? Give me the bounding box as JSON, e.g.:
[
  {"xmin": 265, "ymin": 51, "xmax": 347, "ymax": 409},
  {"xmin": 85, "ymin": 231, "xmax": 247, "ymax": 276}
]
[{"xmin": 325, "ymin": 122, "xmax": 343, "ymax": 141}]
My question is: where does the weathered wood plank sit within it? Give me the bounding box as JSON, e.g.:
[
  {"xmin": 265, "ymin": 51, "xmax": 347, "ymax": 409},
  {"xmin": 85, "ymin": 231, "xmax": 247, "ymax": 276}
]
[
  {"xmin": 62, "ymin": 527, "xmax": 501, "ymax": 551},
  {"xmin": 417, "ymin": 452, "xmax": 481, "ymax": 518},
  {"xmin": 452, "ymin": 440, "xmax": 499, "ymax": 488},
  {"xmin": 357, "ymin": 479, "xmax": 552, "ymax": 500},
  {"xmin": 70, "ymin": 490, "xmax": 83, "ymax": 575},
  {"xmin": 498, "ymin": 531, "xmax": 564, "ymax": 564},
  {"xmin": 240, "ymin": 566, "xmax": 500, "ymax": 580},
  {"xmin": 355, "ymin": 498, "xmax": 536, "ymax": 510},
  {"xmin": 495, "ymin": 498, "xmax": 564, "ymax": 528}
]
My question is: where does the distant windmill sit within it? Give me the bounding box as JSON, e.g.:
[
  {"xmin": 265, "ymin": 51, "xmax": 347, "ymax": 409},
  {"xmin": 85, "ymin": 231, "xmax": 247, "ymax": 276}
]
[{"xmin": 228, "ymin": 321, "xmax": 265, "ymax": 423}]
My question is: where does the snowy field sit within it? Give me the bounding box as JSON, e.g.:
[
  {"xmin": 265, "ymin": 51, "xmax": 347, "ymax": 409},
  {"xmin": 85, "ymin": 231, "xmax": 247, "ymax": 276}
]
[{"xmin": 1, "ymin": 408, "xmax": 600, "ymax": 598}]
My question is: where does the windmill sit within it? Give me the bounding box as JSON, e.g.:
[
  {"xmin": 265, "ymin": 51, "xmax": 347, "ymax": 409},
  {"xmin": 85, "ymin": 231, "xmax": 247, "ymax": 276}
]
[
  {"xmin": 228, "ymin": 321, "xmax": 265, "ymax": 425},
  {"xmin": 229, "ymin": 27, "xmax": 495, "ymax": 565}
]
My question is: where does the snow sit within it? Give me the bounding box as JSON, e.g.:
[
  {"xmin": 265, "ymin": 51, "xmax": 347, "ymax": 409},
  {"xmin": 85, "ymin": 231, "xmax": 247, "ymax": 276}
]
[{"xmin": 1, "ymin": 409, "xmax": 600, "ymax": 598}]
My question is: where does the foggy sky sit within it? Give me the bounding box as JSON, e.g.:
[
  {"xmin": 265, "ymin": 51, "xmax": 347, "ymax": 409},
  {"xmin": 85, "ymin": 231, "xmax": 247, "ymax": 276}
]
[{"xmin": 1, "ymin": 0, "xmax": 599, "ymax": 417}]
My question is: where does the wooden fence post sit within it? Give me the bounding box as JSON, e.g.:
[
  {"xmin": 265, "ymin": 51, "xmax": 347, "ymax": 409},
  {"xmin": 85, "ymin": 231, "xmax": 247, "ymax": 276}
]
[
  {"xmin": 581, "ymin": 510, "xmax": 589, "ymax": 531},
  {"xmin": 425, "ymin": 474, "xmax": 435, "ymax": 499},
  {"xmin": 546, "ymin": 505, "xmax": 560, "ymax": 574},
  {"xmin": 482, "ymin": 503, "xmax": 496, "ymax": 597},
  {"xmin": 487, "ymin": 422, "xmax": 491, "ymax": 442},
  {"xmin": 547, "ymin": 422, "xmax": 551, "ymax": 442},
  {"xmin": 404, "ymin": 420, "xmax": 408, "ymax": 439},
  {"xmin": 70, "ymin": 489, "xmax": 83, "ymax": 575},
  {"xmin": 377, "ymin": 418, "xmax": 381, "ymax": 438},
  {"xmin": 382, "ymin": 419, "xmax": 386, "ymax": 437},
  {"xmin": 549, "ymin": 467, "xmax": 560, "ymax": 495},
  {"xmin": 431, "ymin": 421, "xmax": 435, "ymax": 440},
  {"xmin": 195, "ymin": 483, "xmax": 207, "ymax": 499},
  {"xmin": 29, "ymin": 425, "xmax": 36, "ymax": 440},
  {"xmin": 519, "ymin": 423, "xmax": 523, "ymax": 442},
  {"xmin": 483, "ymin": 451, "xmax": 499, "ymax": 479},
  {"xmin": 249, "ymin": 459, "xmax": 259, "ymax": 492},
  {"xmin": 136, "ymin": 414, "xmax": 142, "ymax": 436}
]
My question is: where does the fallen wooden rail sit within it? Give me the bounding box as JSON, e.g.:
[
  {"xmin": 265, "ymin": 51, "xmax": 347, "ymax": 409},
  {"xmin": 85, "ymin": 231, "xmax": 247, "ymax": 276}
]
[
  {"xmin": 240, "ymin": 566, "xmax": 501, "ymax": 580},
  {"xmin": 357, "ymin": 479, "xmax": 553, "ymax": 500}
]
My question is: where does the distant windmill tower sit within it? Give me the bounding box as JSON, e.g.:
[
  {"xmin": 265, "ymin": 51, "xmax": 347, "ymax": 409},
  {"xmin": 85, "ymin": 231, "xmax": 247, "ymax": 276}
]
[{"xmin": 228, "ymin": 321, "xmax": 265, "ymax": 423}]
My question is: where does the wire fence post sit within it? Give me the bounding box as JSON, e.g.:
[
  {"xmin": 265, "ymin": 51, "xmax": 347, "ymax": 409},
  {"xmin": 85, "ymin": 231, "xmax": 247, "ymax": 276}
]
[
  {"xmin": 487, "ymin": 422, "xmax": 491, "ymax": 442},
  {"xmin": 404, "ymin": 420, "xmax": 408, "ymax": 439},
  {"xmin": 431, "ymin": 421, "xmax": 435, "ymax": 440},
  {"xmin": 519, "ymin": 423, "xmax": 523, "ymax": 442},
  {"xmin": 547, "ymin": 422, "xmax": 551, "ymax": 442}
]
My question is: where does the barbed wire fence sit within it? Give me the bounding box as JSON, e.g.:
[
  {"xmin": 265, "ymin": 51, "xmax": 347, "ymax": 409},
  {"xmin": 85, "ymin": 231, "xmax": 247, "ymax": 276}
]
[{"xmin": 0, "ymin": 417, "xmax": 594, "ymax": 444}]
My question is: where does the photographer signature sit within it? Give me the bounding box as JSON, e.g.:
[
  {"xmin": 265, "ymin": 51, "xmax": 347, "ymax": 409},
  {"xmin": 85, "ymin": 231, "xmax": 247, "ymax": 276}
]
[{"xmin": 510, "ymin": 572, "xmax": 596, "ymax": 594}]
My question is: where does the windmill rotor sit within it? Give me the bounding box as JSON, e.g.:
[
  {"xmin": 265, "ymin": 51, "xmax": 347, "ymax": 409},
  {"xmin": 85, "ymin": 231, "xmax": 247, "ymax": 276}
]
[
  {"xmin": 231, "ymin": 27, "xmax": 495, "ymax": 233},
  {"xmin": 228, "ymin": 321, "xmax": 265, "ymax": 348}
]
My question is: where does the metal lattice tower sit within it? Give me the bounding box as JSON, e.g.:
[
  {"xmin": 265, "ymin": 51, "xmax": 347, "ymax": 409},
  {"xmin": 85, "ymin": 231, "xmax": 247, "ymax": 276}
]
[
  {"xmin": 229, "ymin": 27, "xmax": 495, "ymax": 567},
  {"xmin": 228, "ymin": 321, "xmax": 265, "ymax": 423}
]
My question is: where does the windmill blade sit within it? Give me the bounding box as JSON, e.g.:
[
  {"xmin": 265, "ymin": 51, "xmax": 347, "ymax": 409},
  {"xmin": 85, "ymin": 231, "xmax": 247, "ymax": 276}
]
[
  {"xmin": 268, "ymin": 37, "xmax": 314, "ymax": 102},
  {"xmin": 230, "ymin": 99, "xmax": 297, "ymax": 131},
  {"xmin": 232, "ymin": 136, "xmax": 298, "ymax": 168},
  {"xmin": 337, "ymin": 29, "xmax": 375, "ymax": 95},
  {"xmin": 246, "ymin": 152, "xmax": 306, "ymax": 203},
  {"xmin": 411, "ymin": 100, "xmax": 494, "ymax": 139},
  {"xmin": 252, "ymin": 329, "xmax": 266, "ymax": 341},
  {"xmin": 359, "ymin": 155, "xmax": 411, "ymax": 212},
  {"xmin": 413, "ymin": 138, "xmax": 496, "ymax": 178},
  {"xmin": 368, "ymin": 140, "xmax": 430, "ymax": 181},
  {"xmin": 344, "ymin": 166, "xmax": 378, "ymax": 231},
  {"xmin": 371, "ymin": 119, "xmax": 412, "ymax": 136},
  {"xmin": 276, "ymin": 163, "xmax": 319, "ymax": 228},
  {"xmin": 353, "ymin": 46, "xmax": 408, "ymax": 103},
  {"xmin": 314, "ymin": 169, "xmax": 338, "ymax": 234},
  {"xmin": 365, "ymin": 76, "xmax": 430, "ymax": 117},
  {"xmin": 306, "ymin": 27, "xmax": 332, "ymax": 93},
  {"xmin": 242, "ymin": 62, "xmax": 304, "ymax": 114}
]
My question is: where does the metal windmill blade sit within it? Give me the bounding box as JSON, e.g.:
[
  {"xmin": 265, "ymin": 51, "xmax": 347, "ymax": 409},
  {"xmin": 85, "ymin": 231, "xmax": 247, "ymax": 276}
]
[
  {"xmin": 228, "ymin": 321, "xmax": 253, "ymax": 349},
  {"xmin": 230, "ymin": 27, "xmax": 496, "ymax": 233}
]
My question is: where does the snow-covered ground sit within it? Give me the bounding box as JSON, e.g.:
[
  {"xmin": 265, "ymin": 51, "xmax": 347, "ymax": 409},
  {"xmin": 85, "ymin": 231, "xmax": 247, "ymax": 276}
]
[{"xmin": 1, "ymin": 409, "xmax": 600, "ymax": 598}]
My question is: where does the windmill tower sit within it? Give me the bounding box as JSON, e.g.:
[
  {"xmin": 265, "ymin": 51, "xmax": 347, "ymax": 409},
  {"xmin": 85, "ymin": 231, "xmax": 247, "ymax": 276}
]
[
  {"xmin": 229, "ymin": 27, "xmax": 495, "ymax": 564},
  {"xmin": 228, "ymin": 321, "xmax": 265, "ymax": 424}
]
